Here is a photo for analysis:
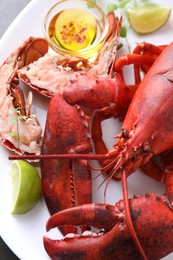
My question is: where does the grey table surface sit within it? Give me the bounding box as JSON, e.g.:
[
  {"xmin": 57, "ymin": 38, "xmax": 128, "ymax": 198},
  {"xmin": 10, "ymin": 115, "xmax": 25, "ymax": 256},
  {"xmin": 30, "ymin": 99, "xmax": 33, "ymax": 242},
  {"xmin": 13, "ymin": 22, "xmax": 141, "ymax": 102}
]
[{"xmin": 0, "ymin": 1, "xmax": 30, "ymax": 259}]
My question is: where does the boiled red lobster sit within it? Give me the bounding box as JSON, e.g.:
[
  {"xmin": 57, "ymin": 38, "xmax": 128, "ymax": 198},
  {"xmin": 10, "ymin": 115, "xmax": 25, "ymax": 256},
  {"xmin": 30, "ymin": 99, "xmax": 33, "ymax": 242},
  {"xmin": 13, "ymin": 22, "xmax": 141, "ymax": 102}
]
[
  {"xmin": 41, "ymin": 41, "xmax": 173, "ymax": 259},
  {"xmin": 7, "ymin": 15, "xmax": 173, "ymax": 260}
]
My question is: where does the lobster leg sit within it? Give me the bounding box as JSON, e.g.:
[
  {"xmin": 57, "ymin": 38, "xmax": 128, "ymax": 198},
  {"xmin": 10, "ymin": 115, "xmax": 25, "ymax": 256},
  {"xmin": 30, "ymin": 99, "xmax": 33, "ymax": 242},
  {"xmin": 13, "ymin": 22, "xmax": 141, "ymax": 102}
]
[
  {"xmin": 44, "ymin": 194, "xmax": 173, "ymax": 260},
  {"xmin": 64, "ymin": 73, "xmax": 136, "ymax": 111},
  {"xmin": 114, "ymin": 42, "xmax": 165, "ymax": 85},
  {"xmin": 133, "ymin": 42, "xmax": 166, "ymax": 76},
  {"xmin": 142, "ymin": 149, "xmax": 173, "ymax": 206},
  {"xmin": 114, "ymin": 53, "xmax": 155, "ymax": 84},
  {"xmin": 41, "ymin": 93, "xmax": 92, "ymax": 235}
]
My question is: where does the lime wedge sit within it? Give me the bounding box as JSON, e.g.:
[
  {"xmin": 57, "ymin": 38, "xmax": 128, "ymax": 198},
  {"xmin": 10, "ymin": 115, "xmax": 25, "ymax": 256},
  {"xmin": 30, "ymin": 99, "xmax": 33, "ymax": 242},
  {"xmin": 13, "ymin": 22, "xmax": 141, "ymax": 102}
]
[
  {"xmin": 126, "ymin": 5, "xmax": 171, "ymax": 34},
  {"xmin": 10, "ymin": 160, "xmax": 42, "ymax": 214}
]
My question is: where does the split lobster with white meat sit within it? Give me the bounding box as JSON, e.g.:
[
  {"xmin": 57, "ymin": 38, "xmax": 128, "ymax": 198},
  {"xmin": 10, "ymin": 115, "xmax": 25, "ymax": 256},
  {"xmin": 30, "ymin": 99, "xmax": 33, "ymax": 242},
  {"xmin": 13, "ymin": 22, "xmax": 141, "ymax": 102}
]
[{"xmin": 0, "ymin": 36, "xmax": 48, "ymax": 154}]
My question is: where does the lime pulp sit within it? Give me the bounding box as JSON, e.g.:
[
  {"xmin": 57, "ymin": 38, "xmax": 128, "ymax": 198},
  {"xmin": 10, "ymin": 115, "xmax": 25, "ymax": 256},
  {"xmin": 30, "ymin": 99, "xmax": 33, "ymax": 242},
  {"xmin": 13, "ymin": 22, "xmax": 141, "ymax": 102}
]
[
  {"xmin": 10, "ymin": 160, "xmax": 42, "ymax": 214},
  {"xmin": 126, "ymin": 5, "xmax": 171, "ymax": 34}
]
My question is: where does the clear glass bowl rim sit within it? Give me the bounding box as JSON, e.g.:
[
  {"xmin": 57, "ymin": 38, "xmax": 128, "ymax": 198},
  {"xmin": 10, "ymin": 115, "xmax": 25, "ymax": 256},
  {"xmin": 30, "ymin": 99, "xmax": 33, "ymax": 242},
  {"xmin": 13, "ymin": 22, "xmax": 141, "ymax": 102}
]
[{"xmin": 42, "ymin": 0, "xmax": 109, "ymax": 57}]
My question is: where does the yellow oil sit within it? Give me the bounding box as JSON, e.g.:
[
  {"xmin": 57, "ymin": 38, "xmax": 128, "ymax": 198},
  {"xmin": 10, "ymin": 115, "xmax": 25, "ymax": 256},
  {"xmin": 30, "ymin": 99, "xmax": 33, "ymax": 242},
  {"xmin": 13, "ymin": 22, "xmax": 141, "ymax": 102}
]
[{"xmin": 48, "ymin": 8, "xmax": 98, "ymax": 51}]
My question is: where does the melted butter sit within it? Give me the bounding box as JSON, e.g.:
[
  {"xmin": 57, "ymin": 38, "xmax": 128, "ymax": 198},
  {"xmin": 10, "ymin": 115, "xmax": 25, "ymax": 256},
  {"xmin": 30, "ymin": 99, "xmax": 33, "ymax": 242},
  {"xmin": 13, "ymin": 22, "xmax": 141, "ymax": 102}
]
[{"xmin": 48, "ymin": 8, "xmax": 97, "ymax": 51}]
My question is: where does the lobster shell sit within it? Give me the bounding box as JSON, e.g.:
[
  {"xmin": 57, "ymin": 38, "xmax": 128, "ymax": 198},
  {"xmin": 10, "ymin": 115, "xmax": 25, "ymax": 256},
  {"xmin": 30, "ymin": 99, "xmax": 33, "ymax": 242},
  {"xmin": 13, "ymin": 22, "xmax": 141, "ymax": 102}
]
[
  {"xmin": 122, "ymin": 42, "xmax": 173, "ymax": 156},
  {"xmin": 41, "ymin": 93, "xmax": 92, "ymax": 235}
]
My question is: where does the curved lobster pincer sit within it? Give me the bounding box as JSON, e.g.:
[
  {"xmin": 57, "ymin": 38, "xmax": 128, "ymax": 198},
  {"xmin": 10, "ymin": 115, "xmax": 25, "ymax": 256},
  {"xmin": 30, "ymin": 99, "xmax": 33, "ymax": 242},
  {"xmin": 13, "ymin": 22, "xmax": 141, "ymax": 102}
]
[{"xmin": 43, "ymin": 194, "xmax": 173, "ymax": 260}]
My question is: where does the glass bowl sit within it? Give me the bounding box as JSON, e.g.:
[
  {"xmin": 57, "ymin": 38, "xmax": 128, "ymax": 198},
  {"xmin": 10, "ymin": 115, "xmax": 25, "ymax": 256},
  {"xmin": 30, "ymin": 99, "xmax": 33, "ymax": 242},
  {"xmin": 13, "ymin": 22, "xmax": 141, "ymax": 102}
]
[{"xmin": 43, "ymin": 0, "xmax": 109, "ymax": 59}]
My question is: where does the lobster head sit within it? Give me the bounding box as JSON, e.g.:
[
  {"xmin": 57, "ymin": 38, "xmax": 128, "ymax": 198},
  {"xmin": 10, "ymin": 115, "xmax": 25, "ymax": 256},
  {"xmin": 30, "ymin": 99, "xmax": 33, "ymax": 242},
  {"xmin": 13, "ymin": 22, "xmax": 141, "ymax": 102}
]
[{"xmin": 110, "ymin": 42, "xmax": 173, "ymax": 180}]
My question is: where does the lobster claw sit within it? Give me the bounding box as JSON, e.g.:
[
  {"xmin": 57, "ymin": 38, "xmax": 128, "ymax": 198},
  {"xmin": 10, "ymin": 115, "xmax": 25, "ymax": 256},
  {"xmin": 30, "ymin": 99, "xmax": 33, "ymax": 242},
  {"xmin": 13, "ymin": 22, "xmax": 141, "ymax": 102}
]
[
  {"xmin": 44, "ymin": 195, "xmax": 173, "ymax": 260},
  {"xmin": 41, "ymin": 93, "xmax": 92, "ymax": 235},
  {"xmin": 43, "ymin": 203, "xmax": 120, "ymax": 260}
]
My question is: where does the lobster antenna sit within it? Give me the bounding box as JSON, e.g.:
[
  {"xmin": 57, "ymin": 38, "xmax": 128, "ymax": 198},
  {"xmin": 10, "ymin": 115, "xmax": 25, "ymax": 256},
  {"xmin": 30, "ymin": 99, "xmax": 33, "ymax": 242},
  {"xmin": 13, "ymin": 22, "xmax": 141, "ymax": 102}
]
[
  {"xmin": 9, "ymin": 153, "xmax": 114, "ymax": 161},
  {"xmin": 103, "ymin": 169, "xmax": 116, "ymax": 204},
  {"xmin": 122, "ymin": 170, "xmax": 148, "ymax": 260},
  {"xmin": 103, "ymin": 156, "xmax": 125, "ymax": 204},
  {"xmin": 97, "ymin": 173, "xmax": 112, "ymax": 193}
]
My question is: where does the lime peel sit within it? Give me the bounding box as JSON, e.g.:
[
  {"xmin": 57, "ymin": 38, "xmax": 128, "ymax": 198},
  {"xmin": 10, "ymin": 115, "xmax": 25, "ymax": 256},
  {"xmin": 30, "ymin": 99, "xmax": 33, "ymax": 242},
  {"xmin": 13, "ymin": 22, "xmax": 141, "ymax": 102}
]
[
  {"xmin": 10, "ymin": 160, "xmax": 42, "ymax": 214},
  {"xmin": 126, "ymin": 5, "xmax": 171, "ymax": 34}
]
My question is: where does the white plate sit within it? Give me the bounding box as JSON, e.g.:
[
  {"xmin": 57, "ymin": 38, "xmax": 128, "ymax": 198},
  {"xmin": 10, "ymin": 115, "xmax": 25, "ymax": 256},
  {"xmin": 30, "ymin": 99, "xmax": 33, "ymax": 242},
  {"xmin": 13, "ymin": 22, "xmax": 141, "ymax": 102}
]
[{"xmin": 0, "ymin": 0, "xmax": 173, "ymax": 259}]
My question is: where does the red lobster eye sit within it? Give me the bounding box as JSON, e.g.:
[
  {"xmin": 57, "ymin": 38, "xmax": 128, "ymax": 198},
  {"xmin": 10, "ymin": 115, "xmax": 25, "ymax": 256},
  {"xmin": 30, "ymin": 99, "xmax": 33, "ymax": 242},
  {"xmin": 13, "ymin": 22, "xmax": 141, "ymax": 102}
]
[
  {"xmin": 142, "ymin": 142, "xmax": 151, "ymax": 154},
  {"xmin": 122, "ymin": 129, "xmax": 130, "ymax": 138}
]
